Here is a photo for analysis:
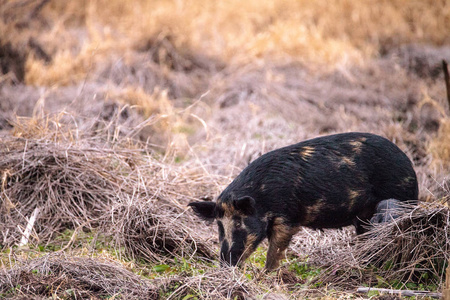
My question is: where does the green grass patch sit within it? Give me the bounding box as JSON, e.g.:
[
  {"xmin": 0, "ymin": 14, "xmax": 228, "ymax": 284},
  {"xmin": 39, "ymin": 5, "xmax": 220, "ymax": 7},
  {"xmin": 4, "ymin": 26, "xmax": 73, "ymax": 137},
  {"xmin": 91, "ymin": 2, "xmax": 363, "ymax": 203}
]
[
  {"xmin": 287, "ymin": 258, "xmax": 322, "ymax": 288},
  {"xmin": 248, "ymin": 246, "xmax": 267, "ymax": 269}
]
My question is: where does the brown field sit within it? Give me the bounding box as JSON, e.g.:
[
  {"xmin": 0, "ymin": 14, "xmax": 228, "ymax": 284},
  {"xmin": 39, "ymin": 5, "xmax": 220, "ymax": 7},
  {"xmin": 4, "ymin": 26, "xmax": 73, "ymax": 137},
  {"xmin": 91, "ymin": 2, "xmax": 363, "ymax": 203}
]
[{"xmin": 1, "ymin": 0, "xmax": 450, "ymax": 299}]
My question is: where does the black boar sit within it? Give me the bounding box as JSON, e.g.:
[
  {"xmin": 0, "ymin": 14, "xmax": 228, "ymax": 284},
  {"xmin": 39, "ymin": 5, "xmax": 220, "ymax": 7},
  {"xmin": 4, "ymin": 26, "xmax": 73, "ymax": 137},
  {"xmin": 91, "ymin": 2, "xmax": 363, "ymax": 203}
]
[
  {"xmin": 370, "ymin": 198, "xmax": 405, "ymax": 224},
  {"xmin": 189, "ymin": 132, "xmax": 418, "ymax": 270}
]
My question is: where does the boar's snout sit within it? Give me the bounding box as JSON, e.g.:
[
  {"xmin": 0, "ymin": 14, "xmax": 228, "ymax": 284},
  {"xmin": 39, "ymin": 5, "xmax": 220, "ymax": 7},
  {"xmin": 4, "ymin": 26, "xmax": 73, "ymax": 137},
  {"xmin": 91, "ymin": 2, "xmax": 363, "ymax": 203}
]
[
  {"xmin": 219, "ymin": 240, "xmax": 233, "ymax": 266},
  {"xmin": 219, "ymin": 231, "xmax": 247, "ymax": 267}
]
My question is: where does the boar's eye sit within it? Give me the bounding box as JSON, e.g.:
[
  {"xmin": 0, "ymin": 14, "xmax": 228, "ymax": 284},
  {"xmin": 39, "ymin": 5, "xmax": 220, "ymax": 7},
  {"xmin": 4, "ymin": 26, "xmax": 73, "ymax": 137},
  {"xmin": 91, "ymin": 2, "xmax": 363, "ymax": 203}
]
[{"xmin": 235, "ymin": 219, "xmax": 242, "ymax": 229}]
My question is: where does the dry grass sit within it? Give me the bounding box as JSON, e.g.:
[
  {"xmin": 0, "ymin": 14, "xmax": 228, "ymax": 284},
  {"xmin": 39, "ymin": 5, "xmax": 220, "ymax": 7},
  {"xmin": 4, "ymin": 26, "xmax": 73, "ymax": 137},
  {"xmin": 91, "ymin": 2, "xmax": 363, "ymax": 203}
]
[
  {"xmin": 303, "ymin": 202, "xmax": 450, "ymax": 290},
  {"xmin": 0, "ymin": 253, "xmax": 158, "ymax": 299},
  {"xmin": 0, "ymin": 253, "xmax": 274, "ymax": 300},
  {"xmin": 2, "ymin": 0, "xmax": 449, "ymax": 86},
  {"xmin": 109, "ymin": 197, "xmax": 215, "ymax": 263},
  {"xmin": 357, "ymin": 202, "xmax": 450, "ymax": 285},
  {"xmin": 159, "ymin": 268, "xmax": 267, "ymax": 300},
  {"xmin": 0, "ymin": 112, "xmax": 216, "ymax": 256},
  {"xmin": 0, "ymin": 136, "xmax": 138, "ymax": 247}
]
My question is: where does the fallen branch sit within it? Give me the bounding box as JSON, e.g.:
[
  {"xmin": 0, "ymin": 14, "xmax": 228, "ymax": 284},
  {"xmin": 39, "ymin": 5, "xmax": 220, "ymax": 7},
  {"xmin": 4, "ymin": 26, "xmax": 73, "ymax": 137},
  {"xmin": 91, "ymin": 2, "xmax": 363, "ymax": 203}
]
[{"xmin": 356, "ymin": 287, "xmax": 442, "ymax": 299}]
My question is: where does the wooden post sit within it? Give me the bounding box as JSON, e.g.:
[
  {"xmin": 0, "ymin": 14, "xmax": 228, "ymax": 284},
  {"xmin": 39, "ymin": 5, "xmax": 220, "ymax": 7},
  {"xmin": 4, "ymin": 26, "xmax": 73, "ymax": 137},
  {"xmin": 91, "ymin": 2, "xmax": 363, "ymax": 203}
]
[
  {"xmin": 444, "ymin": 260, "xmax": 450, "ymax": 300},
  {"xmin": 443, "ymin": 60, "xmax": 450, "ymax": 114}
]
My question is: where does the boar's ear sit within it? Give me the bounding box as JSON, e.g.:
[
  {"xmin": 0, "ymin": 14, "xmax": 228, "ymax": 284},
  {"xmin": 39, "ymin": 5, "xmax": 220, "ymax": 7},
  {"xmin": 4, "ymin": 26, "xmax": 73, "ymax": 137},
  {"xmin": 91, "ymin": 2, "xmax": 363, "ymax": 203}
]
[
  {"xmin": 233, "ymin": 196, "xmax": 256, "ymax": 215},
  {"xmin": 188, "ymin": 201, "xmax": 216, "ymax": 221}
]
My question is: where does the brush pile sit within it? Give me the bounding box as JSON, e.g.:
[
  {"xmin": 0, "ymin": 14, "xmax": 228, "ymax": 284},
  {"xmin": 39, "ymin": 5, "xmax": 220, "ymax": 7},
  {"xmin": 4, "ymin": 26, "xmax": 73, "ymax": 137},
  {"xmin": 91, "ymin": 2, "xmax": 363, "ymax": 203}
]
[
  {"xmin": 0, "ymin": 137, "xmax": 137, "ymax": 247},
  {"xmin": 109, "ymin": 198, "xmax": 216, "ymax": 263},
  {"xmin": 0, "ymin": 253, "xmax": 158, "ymax": 299},
  {"xmin": 356, "ymin": 202, "xmax": 450, "ymax": 286},
  {"xmin": 0, "ymin": 253, "xmax": 270, "ymax": 300},
  {"xmin": 159, "ymin": 268, "xmax": 263, "ymax": 300},
  {"xmin": 0, "ymin": 133, "xmax": 215, "ymax": 261},
  {"xmin": 306, "ymin": 202, "xmax": 450, "ymax": 289}
]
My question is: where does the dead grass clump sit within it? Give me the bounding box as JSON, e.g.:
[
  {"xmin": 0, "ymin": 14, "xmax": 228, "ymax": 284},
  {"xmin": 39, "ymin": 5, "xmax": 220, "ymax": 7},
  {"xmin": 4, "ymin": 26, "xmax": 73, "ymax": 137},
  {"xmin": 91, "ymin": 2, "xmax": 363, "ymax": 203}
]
[
  {"xmin": 289, "ymin": 202, "xmax": 449, "ymax": 289},
  {"xmin": 107, "ymin": 87, "xmax": 181, "ymax": 147},
  {"xmin": 160, "ymin": 268, "xmax": 264, "ymax": 300},
  {"xmin": 111, "ymin": 87, "xmax": 174, "ymax": 119},
  {"xmin": 289, "ymin": 228, "xmax": 355, "ymax": 267},
  {"xmin": 10, "ymin": 114, "xmax": 80, "ymax": 142},
  {"xmin": 0, "ymin": 85, "xmax": 174, "ymax": 147},
  {"xmin": 355, "ymin": 202, "xmax": 450, "ymax": 287},
  {"xmin": 109, "ymin": 199, "xmax": 215, "ymax": 263},
  {"xmin": 0, "ymin": 137, "xmax": 137, "ymax": 247},
  {"xmin": 0, "ymin": 253, "xmax": 157, "ymax": 299}
]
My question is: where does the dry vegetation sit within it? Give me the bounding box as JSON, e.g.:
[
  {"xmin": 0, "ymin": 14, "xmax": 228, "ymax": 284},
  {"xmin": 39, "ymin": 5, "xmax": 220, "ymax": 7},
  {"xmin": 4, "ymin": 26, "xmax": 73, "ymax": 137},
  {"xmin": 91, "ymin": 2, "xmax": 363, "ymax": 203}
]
[{"xmin": 1, "ymin": 0, "xmax": 450, "ymax": 299}]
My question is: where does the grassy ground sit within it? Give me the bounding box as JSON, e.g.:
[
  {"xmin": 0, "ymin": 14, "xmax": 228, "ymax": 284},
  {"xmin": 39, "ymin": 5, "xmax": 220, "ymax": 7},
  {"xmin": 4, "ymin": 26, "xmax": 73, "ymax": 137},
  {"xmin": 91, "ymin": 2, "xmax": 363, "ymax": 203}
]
[{"xmin": 1, "ymin": 0, "xmax": 450, "ymax": 299}]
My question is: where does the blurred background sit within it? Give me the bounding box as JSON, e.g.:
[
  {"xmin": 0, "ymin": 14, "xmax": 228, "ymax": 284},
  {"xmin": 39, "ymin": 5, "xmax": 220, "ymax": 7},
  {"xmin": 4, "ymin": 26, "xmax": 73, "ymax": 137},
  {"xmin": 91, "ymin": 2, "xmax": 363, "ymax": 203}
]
[{"xmin": 2, "ymin": 1, "xmax": 450, "ymax": 199}]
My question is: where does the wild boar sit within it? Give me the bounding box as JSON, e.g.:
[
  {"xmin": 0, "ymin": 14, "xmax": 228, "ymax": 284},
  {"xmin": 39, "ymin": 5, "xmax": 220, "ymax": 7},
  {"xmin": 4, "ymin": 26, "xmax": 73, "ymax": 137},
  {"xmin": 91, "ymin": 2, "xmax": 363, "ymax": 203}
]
[{"xmin": 189, "ymin": 132, "xmax": 418, "ymax": 270}]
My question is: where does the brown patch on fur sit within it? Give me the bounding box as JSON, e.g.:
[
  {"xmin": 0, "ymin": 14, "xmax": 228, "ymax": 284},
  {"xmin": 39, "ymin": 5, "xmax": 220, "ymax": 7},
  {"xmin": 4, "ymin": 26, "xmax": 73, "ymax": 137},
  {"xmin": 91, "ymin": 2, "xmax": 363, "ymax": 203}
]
[
  {"xmin": 349, "ymin": 139, "xmax": 366, "ymax": 154},
  {"xmin": 303, "ymin": 198, "xmax": 325, "ymax": 225},
  {"xmin": 243, "ymin": 182, "xmax": 254, "ymax": 189},
  {"xmin": 401, "ymin": 176, "xmax": 415, "ymax": 185},
  {"xmin": 260, "ymin": 184, "xmax": 266, "ymax": 192},
  {"xmin": 299, "ymin": 146, "xmax": 315, "ymax": 160},
  {"xmin": 265, "ymin": 217, "xmax": 300, "ymax": 271},
  {"xmin": 348, "ymin": 189, "xmax": 360, "ymax": 199},
  {"xmin": 217, "ymin": 202, "xmax": 238, "ymax": 245},
  {"xmin": 240, "ymin": 233, "xmax": 258, "ymax": 263},
  {"xmin": 219, "ymin": 216, "xmax": 234, "ymax": 246},
  {"xmin": 348, "ymin": 189, "xmax": 361, "ymax": 209},
  {"xmin": 246, "ymin": 233, "xmax": 257, "ymax": 248},
  {"xmin": 340, "ymin": 156, "xmax": 356, "ymax": 167},
  {"xmin": 220, "ymin": 202, "xmax": 236, "ymax": 217}
]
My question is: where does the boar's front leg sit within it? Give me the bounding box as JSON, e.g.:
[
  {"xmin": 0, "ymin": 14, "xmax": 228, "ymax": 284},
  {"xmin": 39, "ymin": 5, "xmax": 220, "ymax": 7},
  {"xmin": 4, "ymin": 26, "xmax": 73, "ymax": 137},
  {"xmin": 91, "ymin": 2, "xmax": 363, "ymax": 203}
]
[{"xmin": 265, "ymin": 218, "xmax": 299, "ymax": 271}]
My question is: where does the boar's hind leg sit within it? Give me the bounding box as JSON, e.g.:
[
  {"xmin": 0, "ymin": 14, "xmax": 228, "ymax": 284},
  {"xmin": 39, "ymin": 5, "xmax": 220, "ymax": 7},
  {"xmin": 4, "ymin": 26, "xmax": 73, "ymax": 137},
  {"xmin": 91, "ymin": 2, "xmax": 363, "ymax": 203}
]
[
  {"xmin": 353, "ymin": 200, "xmax": 380, "ymax": 235},
  {"xmin": 353, "ymin": 219, "xmax": 368, "ymax": 235},
  {"xmin": 353, "ymin": 210, "xmax": 377, "ymax": 234},
  {"xmin": 265, "ymin": 218, "xmax": 298, "ymax": 271}
]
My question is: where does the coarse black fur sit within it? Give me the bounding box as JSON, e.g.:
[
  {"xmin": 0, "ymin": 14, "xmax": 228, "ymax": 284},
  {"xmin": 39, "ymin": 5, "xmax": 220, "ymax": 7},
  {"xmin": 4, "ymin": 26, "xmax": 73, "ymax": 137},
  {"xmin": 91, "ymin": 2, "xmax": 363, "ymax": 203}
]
[
  {"xmin": 189, "ymin": 132, "xmax": 419, "ymax": 270},
  {"xmin": 222, "ymin": 132, "xmax": 417, "ymax": 230}
]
